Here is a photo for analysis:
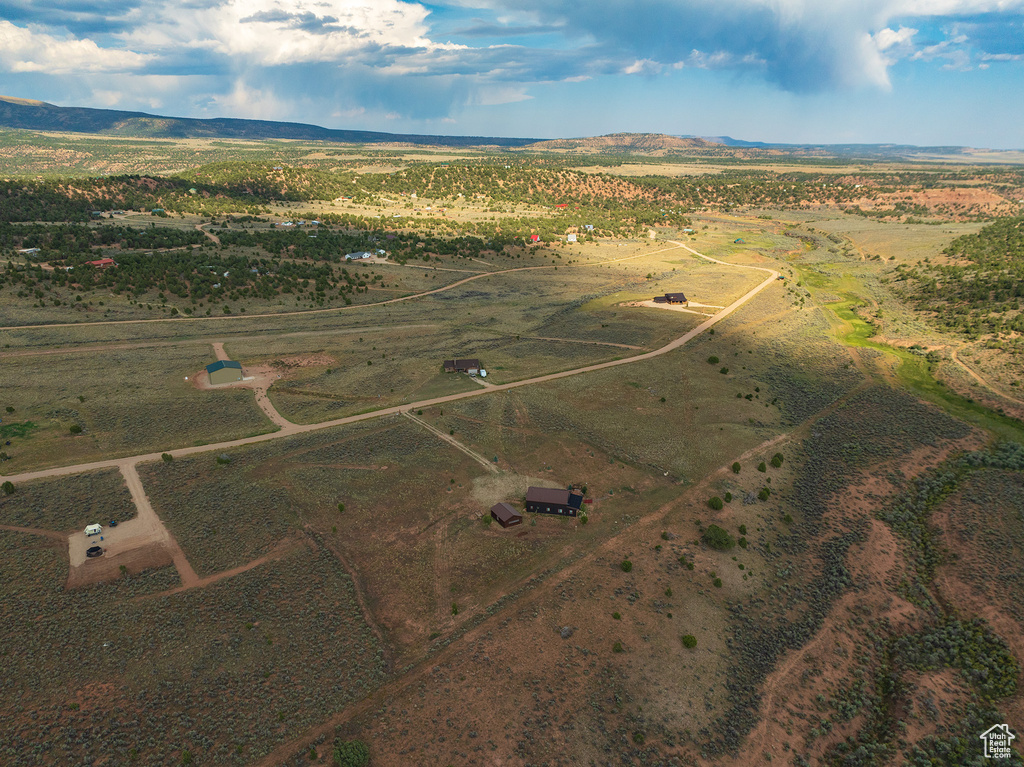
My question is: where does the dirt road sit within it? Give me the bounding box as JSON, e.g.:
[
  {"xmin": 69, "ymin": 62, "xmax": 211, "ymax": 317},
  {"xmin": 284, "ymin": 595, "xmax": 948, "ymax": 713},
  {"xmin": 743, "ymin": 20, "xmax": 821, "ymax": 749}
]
[
  {"xmin": 1, "ymin": 241, "xmax": 778, "ymax": 486},
  {"xmin": 119, "ymin": 462, "xmax": 199, "ymax": 585},
  {"xmin": 402, "ymin": 411, "xmax": 498, "ymax": 473},
  {"xmin": 950, "ymin": 346, "xmax": 1024, "ymax": 406},
  {"xmin": 0, "ymin": 240, "xmax": 693, "ymax": 333}
]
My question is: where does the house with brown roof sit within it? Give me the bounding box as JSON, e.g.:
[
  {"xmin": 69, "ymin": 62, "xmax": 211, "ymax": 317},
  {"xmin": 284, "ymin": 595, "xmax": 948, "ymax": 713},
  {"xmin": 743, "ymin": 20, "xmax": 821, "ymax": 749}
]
[
  {"xmin": 653, "ymin": 292, "xmax": 688, "ymax": 306},
  {"xmin": 490, "ymin": 503, "xmax": 523, "ymax": 528},
  {"xmin": 443, "ymin": 358, "xmax": 481, "ymax": 374},
  {"xmin": 525, "ymin": 487, "xmax": 584, "ymax": 517}
]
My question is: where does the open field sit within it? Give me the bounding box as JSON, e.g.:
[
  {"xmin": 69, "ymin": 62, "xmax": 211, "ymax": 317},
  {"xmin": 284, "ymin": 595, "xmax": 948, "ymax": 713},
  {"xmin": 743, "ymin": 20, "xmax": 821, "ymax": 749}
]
[
  {"xmin": 3, "ymin": 135, "xmax": 1024, "ymax": 767},
  {"xmin": 0, "ymin": 535, "xmax": 386, "ymax": 766},
  {"xmin": 0, "ymin": 345, "xmax": 271, "ymax": 471},
  {"xmin": 0, "ymin": 468, "xmax": 134, "ymax": 531}
]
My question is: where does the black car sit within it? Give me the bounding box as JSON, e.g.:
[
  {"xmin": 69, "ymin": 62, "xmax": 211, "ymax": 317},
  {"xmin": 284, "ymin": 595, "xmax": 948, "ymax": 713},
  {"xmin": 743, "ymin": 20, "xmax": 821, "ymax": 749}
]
[{"xmin": 86, "ymin": 546, "xmax": 103, "ymax": 558}]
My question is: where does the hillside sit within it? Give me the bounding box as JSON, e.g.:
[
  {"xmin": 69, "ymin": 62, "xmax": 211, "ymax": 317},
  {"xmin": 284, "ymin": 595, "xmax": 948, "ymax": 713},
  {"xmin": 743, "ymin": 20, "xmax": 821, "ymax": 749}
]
[
  {"xmin": 523, "ymin": 132, "xmax": 721, "ymax": 154},
  {"xmin": 0, "ymin": 95, "xmax": 540, "ymax": 148}
]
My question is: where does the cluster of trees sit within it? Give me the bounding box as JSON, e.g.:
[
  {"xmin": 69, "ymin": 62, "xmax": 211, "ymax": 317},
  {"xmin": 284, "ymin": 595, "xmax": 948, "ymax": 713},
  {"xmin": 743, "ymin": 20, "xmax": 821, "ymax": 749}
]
[
  {"xmin": 894, "ymin": 216, "xmax": 1024, "ymax": 340},
  {"xmin": 0, "ymin": 221, "xmax": 206, "ymax": 256},
  {"xmin": 0, "ymin": 250, "xmax": 369, "ymax": 310}
]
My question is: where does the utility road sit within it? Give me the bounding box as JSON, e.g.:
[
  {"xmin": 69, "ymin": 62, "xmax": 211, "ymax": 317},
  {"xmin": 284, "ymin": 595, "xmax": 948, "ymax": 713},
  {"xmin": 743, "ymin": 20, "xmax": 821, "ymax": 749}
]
[{"xmin": 1, "ymin": 241, "xmax": 778, "ymax": 486}]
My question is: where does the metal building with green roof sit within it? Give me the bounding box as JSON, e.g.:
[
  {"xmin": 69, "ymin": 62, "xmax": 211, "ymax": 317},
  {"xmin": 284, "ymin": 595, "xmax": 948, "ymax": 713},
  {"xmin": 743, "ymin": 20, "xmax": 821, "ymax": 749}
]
[{"xmin": 206, "ymin": 360, "xmax": 243, "ymax": 385}]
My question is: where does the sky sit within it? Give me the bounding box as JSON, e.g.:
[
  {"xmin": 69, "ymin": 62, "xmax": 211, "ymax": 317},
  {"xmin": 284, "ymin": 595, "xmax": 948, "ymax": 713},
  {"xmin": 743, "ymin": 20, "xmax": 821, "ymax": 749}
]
[{"xmin": 1, "ymin": 0, "xmax": 1023, "ymax": 148}]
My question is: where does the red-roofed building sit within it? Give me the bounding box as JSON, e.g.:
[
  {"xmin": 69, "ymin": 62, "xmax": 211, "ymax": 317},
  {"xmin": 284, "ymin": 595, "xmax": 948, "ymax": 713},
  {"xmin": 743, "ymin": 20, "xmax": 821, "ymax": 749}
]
[{"xmin": 86, "ymin": 258, "xmax": 117, "ymax": 268}]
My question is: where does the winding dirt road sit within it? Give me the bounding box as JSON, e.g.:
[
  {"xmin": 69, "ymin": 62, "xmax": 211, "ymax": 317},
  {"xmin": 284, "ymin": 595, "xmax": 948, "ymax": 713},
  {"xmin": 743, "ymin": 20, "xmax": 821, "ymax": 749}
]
[
  {"xmin": 1, "ymin": 241, "xmax": 777, "ymax": 487},
  {"xmin": 0, "ymin": 241, "xmax": 693, "ymax": 333}
]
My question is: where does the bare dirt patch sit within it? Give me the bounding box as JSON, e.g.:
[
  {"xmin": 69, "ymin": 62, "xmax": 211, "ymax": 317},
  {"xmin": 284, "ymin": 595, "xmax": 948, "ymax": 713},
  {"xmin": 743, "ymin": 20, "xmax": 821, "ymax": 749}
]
[
  {"xmin": 66, "ymin": 540, "xmax": 175, "ymax": 589},
  {"xmin": 733, "ymin": 436, "xmax": 981, "ymax": 765}
]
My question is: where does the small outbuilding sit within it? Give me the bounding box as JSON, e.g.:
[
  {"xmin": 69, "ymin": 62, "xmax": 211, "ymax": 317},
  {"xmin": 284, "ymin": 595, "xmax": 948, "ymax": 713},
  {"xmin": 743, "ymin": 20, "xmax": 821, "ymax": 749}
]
[
  {"xmin": 85, "ymin": 524, "xmax": 102, "ymax": 536},
  {"xmin": 525, "ymin": 487, "xmax": 584, "ymax": 517},
  {"xmin": 490, "ymin": 503, "xmax": 523, "ymax": 528},
  {"xmin": 443, "ymin": 358, "xmax": 481, "ymax": 374},
  {"xmin": 86, "ymin": 258, "xmax": 117, "ymax": 268},
  {"xmin": 206, "ymin": 359, "xmax": 243, "ymax": 385}
]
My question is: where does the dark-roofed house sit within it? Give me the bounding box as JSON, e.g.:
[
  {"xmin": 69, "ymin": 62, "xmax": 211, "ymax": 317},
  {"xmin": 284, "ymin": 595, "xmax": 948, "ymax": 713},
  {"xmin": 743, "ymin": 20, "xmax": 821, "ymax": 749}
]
[
  {"xmin": 664, "ymin": 292, "xmax": 688, "ymax": 305},
  {"xmin": 443, "ymin": 358, "xmax": 481, "ymax": 374},
  {"xmin": 206, "ymin": 359, "xmax": 243, "ymax": 385},
  {"xmin": 490, "ymin": 503, "xmax": 523, "ymax": 528},
  {"xmin": 525, "ymin": 487, "xmax": 584, "ymax": 517}
]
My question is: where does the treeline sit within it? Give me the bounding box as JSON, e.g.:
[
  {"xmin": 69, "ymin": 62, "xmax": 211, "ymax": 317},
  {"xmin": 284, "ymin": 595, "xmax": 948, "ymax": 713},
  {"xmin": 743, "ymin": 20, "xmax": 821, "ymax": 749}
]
[
  {"xmin": 0, "ymin": 222, "xmax": 206, "ymax": 255},
  {"xmin": 893, "ymin": 216, "xmax": 1024, "ymax": 338},
  {"xmin": 3, "ymin": 162, "xmax": 1022, "ymax": 225},
  {"xmin": 0, "ymin": 250, "xmax": 372, "ymax": 310}
]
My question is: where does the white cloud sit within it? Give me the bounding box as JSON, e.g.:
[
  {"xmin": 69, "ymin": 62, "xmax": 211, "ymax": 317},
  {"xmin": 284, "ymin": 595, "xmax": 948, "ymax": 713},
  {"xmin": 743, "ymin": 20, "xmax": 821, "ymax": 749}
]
[
  {"xmin": 122, "ymin": 0, "xmax": 462, "ymax": 66},
  {"xmin": 623, "ymin": 58, "xmax": 662, "ymax": 75},
  {"xmin": 874, "ymin": 25, "xmax": 918, "ymax": 51},
  {"xmin": 0, "ymin": 21, "xmax": 150, "ymax": 74}
]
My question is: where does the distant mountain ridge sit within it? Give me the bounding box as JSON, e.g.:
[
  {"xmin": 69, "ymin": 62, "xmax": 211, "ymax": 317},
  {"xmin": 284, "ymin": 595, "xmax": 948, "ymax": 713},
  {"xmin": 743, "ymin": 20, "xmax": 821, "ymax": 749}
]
[
  {"xmin": 0, "ymin": 95, "xmax": 540, "ymax": 148},
  {"xmin": 0, "ymin": 95, "xmax": 1007, "ymax": 159},
  {"xmin": 523, "ymin": 132, "xmax": 719, "ymax": 153}
]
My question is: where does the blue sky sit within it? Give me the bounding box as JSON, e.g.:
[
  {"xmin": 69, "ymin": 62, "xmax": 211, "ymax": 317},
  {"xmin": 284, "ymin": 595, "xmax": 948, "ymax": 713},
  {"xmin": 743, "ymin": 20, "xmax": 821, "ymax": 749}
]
[{"xmin": 1, "ymin": 0, "xmax": 1022, "ymax": 147}]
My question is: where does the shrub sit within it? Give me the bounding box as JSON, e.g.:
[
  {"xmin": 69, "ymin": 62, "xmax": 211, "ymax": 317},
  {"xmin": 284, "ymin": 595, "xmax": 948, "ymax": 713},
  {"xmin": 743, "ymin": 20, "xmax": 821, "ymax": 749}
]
[
  {"xmin": 4, "ymin": 406, "xmax": 13, "ymax": 413},
  {"xmin": 724, "ymin": 492, "xmax": 733, "ymax": 503},
  {"xmin": 708, "ymin": 496, "xmax": 724, "ymax": 511},
  {"xmin": 579, "ymin": 511, "xmax": 588, "ymax": 525},
  {"xmin": 713, "ymin": 578, "xmax": 723, "ymax": 588},
  {"xmin": 338, "ymin": 502, "xmax": 345, "ymax": 512},
  {"xmin": 613, "ymin": 612, "xmax": 621, "ymax": 620},
  {"xmin": 632, "ymin": 731, "xmax": 645, "ymax": 745},
  {"xmin": 783, "ymin": 513, "xmax": 794, "ymax": 524},
  {"xmin": 612, "ymin": 641, "xmax": 624, "ymax": 653},
  {"xmin": 757, "ymin": 462, "xmax": 767, "ymax": 472},
  {"xmin": 738, "ymin": 524, "xmax": 747, "ymax": 535},
  {"xmin": 69, "ymin": 424, "xmax": 83, "ymax": 434},
  {"xmin": 620, "ymin": 560, "xmax": 633, "ymax": 573},
  {"xmin": 702, "ymin": 524, "xmax": 735, "ymax": 551},
  {"xmin": 333, "ymin": 739, "xmax": 370, "ymax": 767},
  {"xmin": 216, "ymin": 453, "xmax": 231, "ymax": 465},
  {"xmin": 161, "ymin": 453, "xmax": 173, "ymax": 462},
  {"xmin": 738, "ymin": 537, "xmax": 748, "ymax": 549},
  {"xmin": 758, "ymin": 488, "xmax": 771, "ymax": 501},
  {"xmin": 451, "ymin": 602, "xmax": 459, "ymax": 616},
  {"xmin": 707, "ymin": 356, "xmax": 720, "ymax": 364},
  {"xmin": 665, "ymin": 587, "xmax": 673, "ymax": 597},
  {"xmin": 2, "ymin": 481, "xmax": 14, "ymax": 495},
  {"xmin": 732, "ymin": 462, "xmax": 741, "ymax": 473},
  {"xmin": 771, "ymin": 452, "xmax": 785, "ymax": 467},
  {"xmin": 720, "ymin": 367, "xmax": 729, "ymax": 374},
  {"xmin": 681, "ymin": 634, "xmax": 698, "ymax": 648},
  {"xmin": 661, "ymin": 531, "xmax": 670, "ymax": 540}
]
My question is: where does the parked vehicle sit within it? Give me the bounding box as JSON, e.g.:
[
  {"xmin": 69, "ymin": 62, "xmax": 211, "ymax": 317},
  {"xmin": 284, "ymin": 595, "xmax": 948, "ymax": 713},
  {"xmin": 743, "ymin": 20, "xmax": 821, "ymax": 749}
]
[
  {"xmin": 84, "ymin": 524, "xmax": 102, "ymax": 536},
  {"xmin": 86, "ymin": 546, "xmax": 103, "ymax": 558}
]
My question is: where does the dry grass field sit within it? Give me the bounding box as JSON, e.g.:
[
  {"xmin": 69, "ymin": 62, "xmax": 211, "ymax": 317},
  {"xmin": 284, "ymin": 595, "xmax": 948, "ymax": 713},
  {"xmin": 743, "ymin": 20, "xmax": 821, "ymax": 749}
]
[
  {"xmin": 0, "ymin": 468, "xmax": 134, "ymax": 531},
  {"xmin": 3, "ymin": 137, "xmax": 1024, "ymax": 767},
  {"xmin": 0, "ymin": 534, "xmax": 386, "ymax": 766},
  {"xmin": 0, "ymin": 345, "xmax": 271, "ymax": 471}
]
